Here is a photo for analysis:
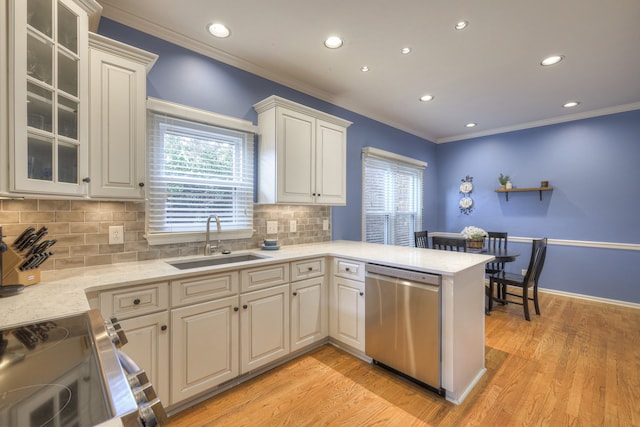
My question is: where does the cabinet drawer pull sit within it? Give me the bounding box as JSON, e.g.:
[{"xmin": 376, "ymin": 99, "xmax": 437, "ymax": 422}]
[
  {"xmin": 133, "ymin": 298, "xmax": 141, "ymax": 305},
  {"xmin": 308, "ymin": 267, "xmax": 313, "ymax": 271},
  {"xmin": 161, "ymin": 325, "xmax": 167, "ymax": 331},
  {"xmin": 345, "ymin": 267, "xmax": 351, "ymax": 272}
]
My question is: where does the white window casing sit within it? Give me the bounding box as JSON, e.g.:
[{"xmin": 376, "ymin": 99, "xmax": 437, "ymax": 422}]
[{"xmin": 146, "ymin": 98, "xmax": 257, "ymax": 245}]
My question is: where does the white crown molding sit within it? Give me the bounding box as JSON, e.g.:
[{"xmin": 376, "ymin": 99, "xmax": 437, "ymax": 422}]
[
  {"xmin": 99, "ymin": 5, "xmax": 336, "ymax": 103},
  {"xmin": 437, "ymin": 102, "xmax": 640, "ymax": 144},
  {"xmin": 100, "ymin": 5, "xmax": 640, "ymax": 145}
]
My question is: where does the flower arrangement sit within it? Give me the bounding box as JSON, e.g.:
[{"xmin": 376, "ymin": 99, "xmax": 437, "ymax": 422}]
[{"xmin": 460, "ymin": 226, "xmax": 488, "ymax": 239}]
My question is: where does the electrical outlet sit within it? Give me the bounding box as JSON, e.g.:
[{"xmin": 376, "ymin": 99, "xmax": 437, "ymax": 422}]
[
  {"xmin": 109, "ymin": 225, "xmax": 124, "ymax": 244},
  {"xmin": 290, "ymin": 220, "xmax": 297, "ymax": 233},
  {"xmin": 323, "ymin": 219, "xmax": 329, "ymax": 231},
  {"xmin": 521, "ymin": 269, "xmax": 528, "ymax": 276},
  {"xmin": 266, "ymin": 221, "xmax": 278, "ymax": 234}
]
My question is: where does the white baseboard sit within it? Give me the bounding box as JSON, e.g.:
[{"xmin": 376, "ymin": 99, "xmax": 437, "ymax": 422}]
[{"xmin": 539, "ymin": 288, "xmax": 640, "ymax": 310}]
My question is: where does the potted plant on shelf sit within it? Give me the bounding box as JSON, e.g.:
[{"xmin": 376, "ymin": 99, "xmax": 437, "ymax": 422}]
[
  {"xmin": 461, "ymin": 226, "xmax": 488, "ymax": 249},
  {"xmin": 498, "ymin": 173, "xmax": 509, "ymax": 190}
]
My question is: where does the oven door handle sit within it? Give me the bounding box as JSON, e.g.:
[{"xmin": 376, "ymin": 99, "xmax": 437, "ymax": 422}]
[{"xmin": 117, "ymin": 349, "xmax": 168, "ymax": 426}]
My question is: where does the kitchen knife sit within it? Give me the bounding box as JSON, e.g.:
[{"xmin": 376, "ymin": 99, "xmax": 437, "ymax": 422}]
[
  {"xmin": 29, "ymin": 226, "xmax": 48, "ymax": 248},
  {"xmin": 19, "ymin": 256, "xmax": 37, "ymax": 271},
  {"xmin": 16, "ymin": 234, "xmax": 39, "ymax": 252},
  {"xmin": 36, "ymin": 239, "xmax": 56, "ymax": 254},
  {"xmin": 12, "ymin": 227, "xmax": 35, "ymax": 248},
  {"xmin": 26, "ymin": 237, "xmax": 54, "ymax": 257},
  {"xmin": 30, "ymin": 252, "xmax": 52, "ymax": 269}
]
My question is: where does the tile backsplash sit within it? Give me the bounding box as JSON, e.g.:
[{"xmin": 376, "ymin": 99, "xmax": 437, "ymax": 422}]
[{"xmin": 0, "ymin": 199, "xmax": 330, "ymax": 271}]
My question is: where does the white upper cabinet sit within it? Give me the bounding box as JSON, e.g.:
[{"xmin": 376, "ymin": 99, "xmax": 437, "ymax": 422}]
[
  {"xmin": 88, "ymin": 33, "xmax": 156, "ymax": 199},
  {"xmin": 4, "ymin": 0, "xmax": 101, "ymax": 196},
  {"xmin": 254, "ymin": 96, "xmax": 351, "ymax": 205}
]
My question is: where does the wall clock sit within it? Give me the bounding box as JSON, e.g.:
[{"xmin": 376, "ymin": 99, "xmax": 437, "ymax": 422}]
[{"xmin": 459, "ymin": 175, "xmax": 474, "ymax": 215}]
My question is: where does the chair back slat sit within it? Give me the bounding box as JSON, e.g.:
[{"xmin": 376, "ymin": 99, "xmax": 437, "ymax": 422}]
[
  {"xmin": 432, "ymin": 236, "xmax": 468, "ymax": 252},
  {"xmin": 414, "ymin": 231, "xmax": 429, "ymax": 248}
]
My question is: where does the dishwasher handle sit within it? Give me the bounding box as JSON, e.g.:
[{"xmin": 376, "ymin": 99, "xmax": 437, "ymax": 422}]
[{"xmin": 366, "ymin": 263, "xmax": 441, "ymax": 286}]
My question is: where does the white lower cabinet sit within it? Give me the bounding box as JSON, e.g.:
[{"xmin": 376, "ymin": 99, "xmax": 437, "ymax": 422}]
[
  {"xmin": 118, "ymin": 312, "xmax": 170, "ymax": 406},
  {"xmin": 240, "ymin": 284, "xmax": 290, "ymax": 373},
  {"xmin": 170, "ymin": 295, "xmax": 239, "ymax": 404},
  {"xmin": 330, "ymin": 276, "xmax": 366, "ymax": 352},
  {"xmin": 290, "ymin": 276, "xmax": 327, "ymax": 351}
]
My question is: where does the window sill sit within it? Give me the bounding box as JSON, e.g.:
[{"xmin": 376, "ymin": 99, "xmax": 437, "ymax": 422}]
[{"xmin": 145, "ymin": 229, "xmax": 254, "ymax": 246}]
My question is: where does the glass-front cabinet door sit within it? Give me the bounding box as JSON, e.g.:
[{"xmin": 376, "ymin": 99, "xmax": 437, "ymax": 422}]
[{"xmin": 9, "ymin": 0, "xmax": 99, "ymax": 195}]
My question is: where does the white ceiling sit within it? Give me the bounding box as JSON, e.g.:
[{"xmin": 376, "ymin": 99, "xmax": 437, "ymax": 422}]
[{"xmin": 97, "ymin": 0, "xmax": 640, "ymax": 143}]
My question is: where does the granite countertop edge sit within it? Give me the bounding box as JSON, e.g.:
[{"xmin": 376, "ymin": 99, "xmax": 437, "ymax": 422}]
[{"xmin": 0, "ymin": 240, "xmax": 494, "ymax": 329}]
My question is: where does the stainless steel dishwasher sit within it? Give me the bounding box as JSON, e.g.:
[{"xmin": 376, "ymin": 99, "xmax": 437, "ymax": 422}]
[{"xmin": 365, "ymin": 263, "xmax": 443, "ymax": 394}]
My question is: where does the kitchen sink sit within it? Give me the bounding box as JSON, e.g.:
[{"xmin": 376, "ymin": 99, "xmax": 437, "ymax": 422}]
[{"xmin": 168, "ymin": 253, "xmax": 270, "ymax": 270}]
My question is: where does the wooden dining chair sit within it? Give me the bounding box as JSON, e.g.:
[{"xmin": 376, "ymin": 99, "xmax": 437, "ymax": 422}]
[
  {"xmin": 414, "ymin": 231, "xmax": 429, "ymax": 248},
  {"xmin": 431, "ymin": 236, "xmax": 468, "ymax": 252},
  {"xmin": 485, "ymin": 231, "xmax": 508, "ymax": 276},
  {"xmin": 488, "ymin": 238, "xmax": 548, "ymax": 321}
]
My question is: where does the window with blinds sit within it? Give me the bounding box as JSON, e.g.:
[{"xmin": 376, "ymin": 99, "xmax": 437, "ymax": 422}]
[
  {"xmin": 146, "ymin": 99, "xmax": 255, "ymax": 245},
  {"xmin": 362, "ymin": 147, "xmax": 426, "ymax": 247}
]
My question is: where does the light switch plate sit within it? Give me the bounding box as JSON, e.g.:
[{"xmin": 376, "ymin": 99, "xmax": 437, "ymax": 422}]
[
  {"xmin": 266, "ymin": 221, "xmax": 278, "ymax": 234},
  {"xmin": 323, "ymin": 219, "xmax": 329, "ymax": 231},
  {"xmin": 290, "ymin": 220, "xmax": 297, "ymax": 233}
]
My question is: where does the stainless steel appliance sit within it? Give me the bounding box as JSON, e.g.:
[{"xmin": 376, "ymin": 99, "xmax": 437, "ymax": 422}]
[
  {"xmin": 365, "ymin": 264, "xmax": 443, "ymax": 394},
  {"xmin": 0, "ymin": 309, "xmax": 166, "ymax": 426}
]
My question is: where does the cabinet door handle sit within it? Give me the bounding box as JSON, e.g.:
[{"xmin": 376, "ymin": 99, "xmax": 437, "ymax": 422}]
[
  {"xmin": 292, "ymin": 292, "xmax": 298, "ymax": 296},
  {"xmin": 242, "ymin": 304, "xmax": 248, "ymax": 309},
  {"xmin": 82, "ymin": 177, "xmax": 91, "ymax": 183},
  {"xmin": 133, "ymin": 298, "xmax": 141, "ymax": 305},
  {"xmin": 138, "ymin": 182, "xmax": 145, "ymax": 187},
  {"xmin": 234, "ymin": 307, "xmax": 239, "ymax": 312},
  {"xmin": 359, "ymin": 292, "xmax": 364, "ymax": 296},
  {"xmin": 161, "ymin": 325, "xmax": 167, "ymax": 331}
]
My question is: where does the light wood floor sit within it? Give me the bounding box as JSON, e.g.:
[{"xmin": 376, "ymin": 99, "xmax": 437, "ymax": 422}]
[{"xmin": 167, "ymin": 293, "xmax": 640, "ymax": 426}]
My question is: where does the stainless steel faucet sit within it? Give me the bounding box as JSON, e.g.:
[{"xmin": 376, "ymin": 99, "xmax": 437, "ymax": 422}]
[{"xmin": 204, "ymin": 214, "xmax": 221, "ymax": 256}]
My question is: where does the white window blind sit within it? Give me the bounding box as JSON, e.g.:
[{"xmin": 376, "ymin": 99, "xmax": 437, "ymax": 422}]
[
  {"xmin": 362, "ymin": 147, "xmax": 426, "ymax": 247},
  {"xmin": 146, "ymin": 99, "xmax": 255, "ymax": 245}
]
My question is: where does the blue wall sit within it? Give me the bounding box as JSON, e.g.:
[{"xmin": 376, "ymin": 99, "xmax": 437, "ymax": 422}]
[
  {"xmin": 97, "ymin": 19, "xmax": 439, "ymax": 242},
  {"xmin": 435, "ymin": 111, "xmax": 640, "ymax": 303},
  {"xmin": 99, "ymin": 19, "xmax": 639, "ymax": 304}
]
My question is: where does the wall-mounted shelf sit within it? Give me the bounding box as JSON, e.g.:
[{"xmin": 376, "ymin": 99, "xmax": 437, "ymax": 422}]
[{"xmin": 495, "ymin": 187, "xmax": 553, "ymax": 201}]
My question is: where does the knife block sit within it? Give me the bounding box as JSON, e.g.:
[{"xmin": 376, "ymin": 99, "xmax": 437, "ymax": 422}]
[{"xmin": 1, "ymin": 246, "xmax": 41, "ymax": 286}]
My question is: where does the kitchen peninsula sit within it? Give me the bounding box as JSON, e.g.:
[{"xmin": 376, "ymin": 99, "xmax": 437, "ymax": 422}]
[{"xmin": 0, "ymin": 241, "xmax": 493, "ymax": 406}]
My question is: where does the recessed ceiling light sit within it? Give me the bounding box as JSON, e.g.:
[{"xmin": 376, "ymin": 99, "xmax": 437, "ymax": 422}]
[
  {"xmin": 401, "ymin": 47, "xmax": 412, "ymax": 54},
  {"xmin": 563, "ymin": 101, "xmax": 580, "ymax": 108},
  {"xmin": 541, "ymin": 55, "xmax": 564, "ymax": 66},
  {"xmin": 361, "ymin": 66, "xmax": 369, "ymax": 72},
  {"xmin": 455, "ymin": 21, "xmax": 468, "ymax": 30},
  {"xmin": 465, "ymin": 122, "xmax": 477, "ymax": 128},
  {"xmin": 208, "ymin": 23, "xmax": 230, "ymax": 38},
  {"xmin": 419, "ymin": 94, "xmax": 434, "ymax": 102},
  {"xmin": 324, "ymin": 36, "xmax": 343, "ymax": 49}
]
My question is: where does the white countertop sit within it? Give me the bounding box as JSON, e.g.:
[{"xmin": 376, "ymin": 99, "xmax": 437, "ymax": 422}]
[{"xmin": 0, "ymin": 240, "xmax": 493, "ymax": 329}]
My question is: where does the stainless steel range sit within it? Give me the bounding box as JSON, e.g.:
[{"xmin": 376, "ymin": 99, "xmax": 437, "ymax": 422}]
[{"xmin": 0, "ymin": 309, "xmax": 166, "ymax": 426}]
